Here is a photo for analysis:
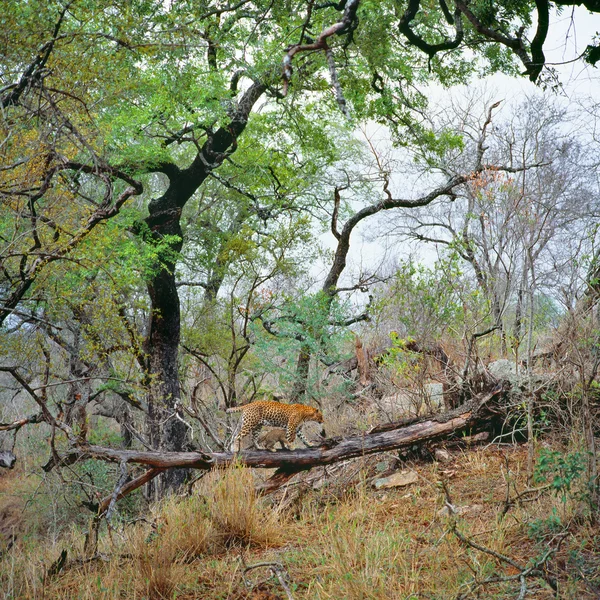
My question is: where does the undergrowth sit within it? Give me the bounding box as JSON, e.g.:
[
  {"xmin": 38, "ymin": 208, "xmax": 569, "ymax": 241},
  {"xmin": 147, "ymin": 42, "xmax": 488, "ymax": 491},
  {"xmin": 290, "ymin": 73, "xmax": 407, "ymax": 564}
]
[{"xmin": 1, "ymin": 446, "xmax": 599, "ymax": 599}]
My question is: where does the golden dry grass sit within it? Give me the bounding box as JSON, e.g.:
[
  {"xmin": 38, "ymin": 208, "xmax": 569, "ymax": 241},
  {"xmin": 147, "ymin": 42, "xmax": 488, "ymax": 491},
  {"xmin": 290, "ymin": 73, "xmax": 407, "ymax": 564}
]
[
  {"xmin": 1, "ymin": 447, "xmax": 598, "ymax": 599},
  {"xmin": 202, "ymin": 463, "xmax": 284, "ymax": 550}
]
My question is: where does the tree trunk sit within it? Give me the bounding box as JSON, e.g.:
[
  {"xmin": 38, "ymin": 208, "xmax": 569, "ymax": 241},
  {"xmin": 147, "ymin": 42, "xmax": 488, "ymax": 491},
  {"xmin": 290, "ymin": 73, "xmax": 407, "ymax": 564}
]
[
  {"xmin": 139, "ymin": 81, "xmax": 267, "ymax": 496},
  {"xmin": 290, "ymin": 345, "xmax": 311, "ymax": 400},
  {"xmin": 145, "ymin": 219, "xmax": 188, "ymax": 494},
  {"xmin": 355, "ymin": 335, "xmax": 371, "ymax": 386},
  {"xmin": 290, "ymin": 171, "xmax": 477, "ymax": 399}
]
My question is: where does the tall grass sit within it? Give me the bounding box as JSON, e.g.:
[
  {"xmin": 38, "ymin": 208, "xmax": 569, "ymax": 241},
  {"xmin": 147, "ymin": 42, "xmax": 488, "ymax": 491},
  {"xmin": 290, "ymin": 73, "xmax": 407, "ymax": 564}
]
[
  {"xmin": 149, "ymin": 494, "xmax": 215, "ymax": 562},
  {"xmin": 301, "ymin": 485, "xmax": 423, "ymax": 600},
  {"xmin": 2, "ymin": 448, "xmax": 598, "ymax": 599},
  {"xmin": 315, "ymin": 518, "xmax": 420, "ymax": 599},
  {"xmin": 0, "ymin": 463, "xmax": 285, "ymax": 599},
  {"xmin": 203, "ymin": 462, "xmax": 284, "ymax": 549}
]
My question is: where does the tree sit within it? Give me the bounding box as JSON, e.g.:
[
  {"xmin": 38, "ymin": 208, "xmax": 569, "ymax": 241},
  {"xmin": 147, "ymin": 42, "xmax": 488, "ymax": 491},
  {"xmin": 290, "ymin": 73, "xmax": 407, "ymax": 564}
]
[
  {"xmin": 394, "ymin": 93, "xmax": 594, "ymax": 351},
  {"xmin": 2, "ymin": 0, "xmax": 600, "ymax": 497}
]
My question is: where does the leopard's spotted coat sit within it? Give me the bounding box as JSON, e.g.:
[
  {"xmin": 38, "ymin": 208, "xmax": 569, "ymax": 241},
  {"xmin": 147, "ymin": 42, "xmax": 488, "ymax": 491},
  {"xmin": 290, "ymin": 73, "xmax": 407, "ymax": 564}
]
[{"xmin": 226, "ymin": 401, "xmax": 323, "ymax": 451}]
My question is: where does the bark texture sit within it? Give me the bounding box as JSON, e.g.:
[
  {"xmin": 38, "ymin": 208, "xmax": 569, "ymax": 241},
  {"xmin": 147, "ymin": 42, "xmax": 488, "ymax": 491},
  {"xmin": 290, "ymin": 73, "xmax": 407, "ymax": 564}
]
[{"xmin": 141, "ymin": 82, "xmax": 267, "ymax": 494}]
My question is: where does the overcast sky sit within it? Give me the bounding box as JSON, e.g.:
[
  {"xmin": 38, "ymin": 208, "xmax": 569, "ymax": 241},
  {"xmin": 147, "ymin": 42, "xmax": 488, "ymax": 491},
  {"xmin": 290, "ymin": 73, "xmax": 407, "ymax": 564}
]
[{"xmin": 322, "ymin": 5, "xmax": 600, "ymax": 298}]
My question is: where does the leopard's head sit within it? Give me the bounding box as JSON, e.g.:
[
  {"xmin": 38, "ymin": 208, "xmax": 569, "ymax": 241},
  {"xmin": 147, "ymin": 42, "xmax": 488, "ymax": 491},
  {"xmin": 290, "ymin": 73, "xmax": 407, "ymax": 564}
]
[{"xmin": 307, "ymin": 406, "xmax": 324, "ymax": 423}]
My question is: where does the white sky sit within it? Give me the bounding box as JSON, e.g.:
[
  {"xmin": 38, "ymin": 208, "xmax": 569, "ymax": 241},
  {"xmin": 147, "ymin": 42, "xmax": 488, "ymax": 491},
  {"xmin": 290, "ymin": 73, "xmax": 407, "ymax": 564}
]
[{"xmin": 323, "ymin": 6, "xmax": 600, "ymax": 296}]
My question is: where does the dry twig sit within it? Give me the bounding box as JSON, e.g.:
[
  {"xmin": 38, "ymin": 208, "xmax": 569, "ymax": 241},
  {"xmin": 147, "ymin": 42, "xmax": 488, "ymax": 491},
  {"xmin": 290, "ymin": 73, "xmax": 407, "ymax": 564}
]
[
  {"xmin": 442, "ymin": 480, "xmax": 558, "ymax": 598},
  {"xmin": 241, "ymin": 558, "xmax": 295, "ymax": 600}
]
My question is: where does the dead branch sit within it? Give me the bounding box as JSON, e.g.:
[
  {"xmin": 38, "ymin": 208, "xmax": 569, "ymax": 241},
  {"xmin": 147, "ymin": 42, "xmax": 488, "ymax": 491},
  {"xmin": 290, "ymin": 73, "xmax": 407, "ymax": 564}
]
[
  {"xmin": 0, "ymin": 412, "xmax": 45, "ymax": 432},
  {"xmin": 105, "ymin": 461, "xmax": 129, "ymax": 523},
  {"xmin": 242, "ymin": 560, "xmax": 295, "ymax": 600},
  {"xmin": 282, "ymin": 0, "xmax": 359, "ymax": 95},
  {"xmin": 82, "ymin": 467, "xmax": 167, "ymax": 558},
  {"xmin": 443, "ymin": 477, "xmax": 558, "ymax": 597},
  {"xmin": 452, "ymin": 524, "xmax": 558, "ymax": 596},
  {"xmin": 98, "ymin": 467, "xmax": 166, "ymax": 516}
]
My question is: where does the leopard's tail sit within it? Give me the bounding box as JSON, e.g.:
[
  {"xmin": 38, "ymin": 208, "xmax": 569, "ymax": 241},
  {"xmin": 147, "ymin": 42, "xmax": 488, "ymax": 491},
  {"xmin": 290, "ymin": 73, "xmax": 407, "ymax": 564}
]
[{"xmin": 226, "ymin": 406, "xmax": 244, "ymax": 413}]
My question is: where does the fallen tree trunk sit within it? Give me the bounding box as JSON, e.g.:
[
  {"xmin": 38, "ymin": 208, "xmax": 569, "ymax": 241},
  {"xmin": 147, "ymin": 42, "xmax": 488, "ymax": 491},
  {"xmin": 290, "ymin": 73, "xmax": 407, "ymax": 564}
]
[{"xmin": 56, "ymin": 383, "xmax": 508, "ymax": 495}]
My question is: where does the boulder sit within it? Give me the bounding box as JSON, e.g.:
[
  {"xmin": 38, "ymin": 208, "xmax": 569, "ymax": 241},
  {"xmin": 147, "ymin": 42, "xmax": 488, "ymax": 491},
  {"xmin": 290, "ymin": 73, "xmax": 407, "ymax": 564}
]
[
  {"xmin": 0, "ymin": 451, "xmax": 16, "ymax": 469},
  {"xmin": 487, "ymin": 359, "xmax": 519, "ymax": 383},
  {"xmin": 373, "ymin": 470, "xmax": 418, "ymax": 489},
  {"xmin": 434, "ymin": 448, "xmax": 452, "ymax": 463},
  {"xmin": 425, "ymin": 383, "xmax": 444, "ymax": 408},
  {"xmin": 437, "ymin": 504, "xmax": 483, "ymax": 517}
]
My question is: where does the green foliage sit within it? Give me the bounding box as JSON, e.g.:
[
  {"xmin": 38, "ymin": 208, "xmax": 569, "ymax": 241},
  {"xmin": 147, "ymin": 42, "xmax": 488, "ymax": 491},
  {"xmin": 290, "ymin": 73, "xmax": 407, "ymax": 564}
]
[
  {"xmin": 3, "ymin": 1, "xmax": 595, "ymax": 533},
  {"xmin": 251, "ymin": 291, "xmax": 354, "ymax": 397},
  {"xmin": 584, "ymin": 42, "xmax": 600, "ymax": 66},
  {"xmin": 1, "ymin": 0, "xmax": 553, "ymax": 334},
  {"xmin": 373, "ymin": 254, "xmax": 484, "ymax": 343},
  {"xmin": 527, "ymin": 507, "xmax": 564, "ymax": 542},
  {"xmin": 534, "ymin": 448, "xmax": 589, "ymax": 503}
]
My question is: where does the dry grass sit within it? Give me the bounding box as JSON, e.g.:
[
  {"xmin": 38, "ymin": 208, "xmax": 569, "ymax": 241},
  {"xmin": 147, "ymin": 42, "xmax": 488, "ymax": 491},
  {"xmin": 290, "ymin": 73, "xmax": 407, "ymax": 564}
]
[
  {"xmin": 137, "ymin": 540, "xmax": 177, "ymax": 600},
  {"xmin": 0, "ymin": 462, "xmax": 287, "ymax": 599},
  {"xmin": 1, "ymin": 447, "xmax": 599, "ymax": 599},
  {"xmin": 149, "ymin": 494, "xmax": 215, "ymax": 561},
  {"xmin": 307, "ymin": 499, "xmax": 423, "ymax": 598},
  {"xmin": 202, "ymin": 463, "xmax": 285, "ymax": 549}
]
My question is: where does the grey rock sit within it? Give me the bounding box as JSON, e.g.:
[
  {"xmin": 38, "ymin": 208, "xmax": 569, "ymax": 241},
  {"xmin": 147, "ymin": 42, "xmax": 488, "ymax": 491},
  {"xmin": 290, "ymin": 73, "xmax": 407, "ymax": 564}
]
[{"xmin": 373, "ymin": 470, "xmax": 418, "ymax": 489}]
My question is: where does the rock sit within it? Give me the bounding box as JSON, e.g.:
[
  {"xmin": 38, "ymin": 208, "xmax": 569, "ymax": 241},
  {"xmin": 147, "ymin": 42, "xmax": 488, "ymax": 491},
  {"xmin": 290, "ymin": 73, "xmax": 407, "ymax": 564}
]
[
  {"xmin": 434, "ymin": 448, "xmax": 451, "ymax": 463},
  {"xmin": 425, "ymin": 383, "xmax": 444, "ymax": 408},
  {"xmin": 376, "ymin": 383, "xmax": 445, "ymax": 416},
  {"xmin": 312, "ymin": 477, "xmax": 328, "ymax": 490},
  {"xmin": 0, "ymin": 451, "xmax": 16, "ymax": 469},
  {"xmin": 373, "ymin": 470, "xmax": 418, "ymax": 489},
  {"xmin": 437, "ymin": 504, "xmax": 484, "ymax": 517},
  {"xmin": 377, "ymin": 392, "xmax": 414, "ymax": 415},
  {"xmin": 463, "ymin": 431, "xmax": 489, "ymax": 444},
  {"xmin": 487, "ymin": 359, "xmax": 518, "ymax": 381}
]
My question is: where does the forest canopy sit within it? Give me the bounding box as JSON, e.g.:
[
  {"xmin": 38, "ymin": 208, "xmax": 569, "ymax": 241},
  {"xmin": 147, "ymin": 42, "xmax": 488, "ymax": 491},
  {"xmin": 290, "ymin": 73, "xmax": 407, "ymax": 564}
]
[{"xmin": 1, "ymin": 0, "xmax": 600, "ymax": 501}]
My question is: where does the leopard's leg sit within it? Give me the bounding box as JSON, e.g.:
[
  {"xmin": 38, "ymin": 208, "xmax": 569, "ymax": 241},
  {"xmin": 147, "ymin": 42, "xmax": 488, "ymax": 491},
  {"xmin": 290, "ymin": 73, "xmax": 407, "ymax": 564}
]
[
  {"xmin": 231, "ymin": 427, "xmax": 243, "ymax": 452},
  {"xmin": 296, "ymin": 426, "xmax": 312, "ymax": 448},
  {"xmin": 251, "ymin": 425, "xmax": 262, "ymax": 449},
  {"xmin": 232, "ymin": 414, "xmax": 251, "ymax": 452},
  {"xmin": 285, "ymin": 419, "xmax": 298, "ymax": 447},
  {"xmin": 277, "ymin": 431, "xmax": 290, "ymax": 450}
]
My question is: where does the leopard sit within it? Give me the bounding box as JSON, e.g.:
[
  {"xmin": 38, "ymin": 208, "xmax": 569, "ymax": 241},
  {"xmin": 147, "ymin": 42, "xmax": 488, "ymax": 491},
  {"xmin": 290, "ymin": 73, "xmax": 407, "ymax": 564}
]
[
  {"xmin": 257, "ymin": 428, "xmax": 289, "ymax": 451},
  {"xmin": 226, "ymin": 401, "xmax": 324, "ymax": 451}
]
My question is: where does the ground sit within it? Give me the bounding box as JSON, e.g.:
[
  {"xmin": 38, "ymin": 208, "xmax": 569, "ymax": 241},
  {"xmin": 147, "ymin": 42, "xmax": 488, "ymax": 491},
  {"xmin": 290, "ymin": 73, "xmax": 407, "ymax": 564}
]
[{"xmin": 0, "ymin": 444, "xmax": 599, "ymax": 599}]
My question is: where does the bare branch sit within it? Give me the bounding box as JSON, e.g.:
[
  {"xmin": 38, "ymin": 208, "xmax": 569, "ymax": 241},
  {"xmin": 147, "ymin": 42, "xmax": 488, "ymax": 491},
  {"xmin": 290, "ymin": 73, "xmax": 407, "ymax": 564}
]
[
  {"xmin": 282, "ymin": 0, "xmax": 359, "ymax": 95},
  {"xmin": 105, "ymin": 461, "xmax": 129, "ymax": 523},
  {"xmin": 0, "ymin": 413, "xmax": 44, "ymax": 432},
  {"xmin": 1, "ymin": 1, "xmax": 74, "ymax": 108},
  {"xmin": 454, "ymin": 1, "xmax": 538, "ymax": 80},
  {"xmin": 0, "ymin": 171, "xmax": 142, "ymax": 326},
  {"xmin": 399, "ymin": 0, "xmax": 464, "ymax": 61}
]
